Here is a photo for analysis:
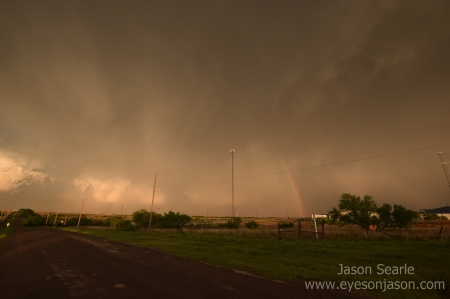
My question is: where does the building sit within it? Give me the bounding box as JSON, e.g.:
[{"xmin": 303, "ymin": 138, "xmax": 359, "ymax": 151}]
[
  {"xmin": 311, "ymin": 213, "xmax": 328, "ymax": 219},
  {"xmin": 420, "ymin": 206, "xmax": 450, "ymax": 219}
]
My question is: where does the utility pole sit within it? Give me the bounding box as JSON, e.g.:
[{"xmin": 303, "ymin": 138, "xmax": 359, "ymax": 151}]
[
  {"xmin": 77, "ymin": 198, "xmax": 85, "ymax": 227},
  {"xmin": 207, "ymin": 209, "xmax": 209, "ymax": 217},
  {"xmin": 255, "ymin": 209, "xmax": 257, "ymax": 218},
  {"xmin": 148, "ymin": 173, "xmax": 157, "ymax": 229},
  {"xmin": 64, "ymin": 214, "xmax": 68, "ymax": 227},
  {"xmin": 286, "ymin": 207, "xmax": 288, "ymax": 218},
  {"xmin": 437, "ymin": 151, "xmax": 450, "ymax": 190},
  {"xmin": 53, "ymin": 211, "xmax": 58, "ymax": 227},
  {"xmin": 230, "ymin": 149, "xmax": 235, "ymax": 218},
  {"xmin": 121, "ymin": 206, "xmax": 123, "ymax": 217},
  {"xmin": 45, "ymin": 210, "xmax": 51, "ymax": 226}
]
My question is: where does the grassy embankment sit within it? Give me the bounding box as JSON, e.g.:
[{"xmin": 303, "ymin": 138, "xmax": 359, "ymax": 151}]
[{"xmin": 64, "ymin": 228, "xmax": 449, "ymax": 299}]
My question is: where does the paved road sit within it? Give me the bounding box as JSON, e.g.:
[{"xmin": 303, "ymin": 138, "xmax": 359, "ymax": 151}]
[{"xmin": 0, "ymin": 217, "xmax": 363, "ymax": 298}]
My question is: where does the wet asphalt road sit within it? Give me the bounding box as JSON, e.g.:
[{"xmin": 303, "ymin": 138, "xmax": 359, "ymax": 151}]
[{"xmin": 0, "ymin": 217, "xmax": 363, "ymax": 299}]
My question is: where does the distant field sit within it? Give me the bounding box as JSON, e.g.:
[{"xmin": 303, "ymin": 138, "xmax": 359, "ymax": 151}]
[{"xmin": 64, "ymin": 227, "xmax": 450, "ymax": 299}]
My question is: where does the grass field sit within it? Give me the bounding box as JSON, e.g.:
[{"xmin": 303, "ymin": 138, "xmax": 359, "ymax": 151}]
[
  {"xmin": 64, "ymin": 228, "xmax": 449, "ymax": 299},
  {"xmin": 0, "ymin": 214, "xmax": 15, "ymax": 244}
]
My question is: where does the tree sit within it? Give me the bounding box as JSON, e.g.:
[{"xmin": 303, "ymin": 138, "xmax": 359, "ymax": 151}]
[
  {"xmin": 132, "ymin": 209, "xmax": 150, "ymax": 229},
  {"xmin": 24, "ymin": 214, "xmax": 45, "ymax": 226},
  {"xmin": 376, "ymin": 203, "xmax": 392, "ymax": 229},
  {"xmin": 390, "ymin": 205, "xmax": 419, "ymax": 229},
  {"xmin": 329, "ymin": 193, "xmax": 378, "ymax": 237},
  {"xmin": 18, "ymin": 208, "xmax": 36, "ymax": 218},
  {"xmin": 377, "ymin": 204, "xmax": 418, "ymax": 229},
  {"xmin": 132, "ymin": 209, "xmax": 162, "ymax": 229},
  {"xmin": 330, "ymin": 194, "xmax": 419, "ymax": 236},
  {"xmin": 159, "ymin": 211, "xmax": 191, "ymax": 229}
]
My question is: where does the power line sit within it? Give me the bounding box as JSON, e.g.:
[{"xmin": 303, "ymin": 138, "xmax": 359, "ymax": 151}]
[
  {"xmin": 119, "ymin": 142, "xmax": 450, "ymax": 200},
  {"xmin": 118, "ymin": 101, "xmax": 448, "ymax": 194},
  {"xmin": 155, "ymin": 142, "xmax": 450, "ymax": 187},
  {"xmin": 154, "ymin": 101, "xmax": 449, "ymax": 176}
]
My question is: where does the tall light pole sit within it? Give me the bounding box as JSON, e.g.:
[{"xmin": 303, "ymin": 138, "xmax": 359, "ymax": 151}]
[
  {"xmin": 149, "ymin": 173, "xmax": 157, "ymax": 229},
  {"xmin": 230, "ymin": 149, "xmax": 235, "ymax": 218}
]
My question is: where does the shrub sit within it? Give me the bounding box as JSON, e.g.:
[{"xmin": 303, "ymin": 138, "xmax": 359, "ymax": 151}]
[
  {"xmin": 132, "ymin": 210, "xmax": 163, "ymax": 229},
  {"xmin": 423, "ymin": 213, "xmax": 440, "ymax": 221},
  {"xmin": 279, "ymin": 221, "xmax": 294, "ymax": 228},
  {"xmin": 245, "ymin": 220, "xmax": 259, "ymax": 229},
  {"xmin": 24, "ymin": 215, "xmax": 45, "ymax": 227},
  {"xmin": 65, "ymin": 217, "xmax": 79, "ymax": 226},
  {"xmin": 18, "ymin": 208, "xmax": 36, "ymax": 218},
  {"xmin": 224, "ymin": 217, "xmax": 242, "ymax": 228}
]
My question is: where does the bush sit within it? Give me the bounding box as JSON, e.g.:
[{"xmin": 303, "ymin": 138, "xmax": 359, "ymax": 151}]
[
  {"xmin": 18, "ymin": 208, "xmax": 36, "ymax": 218},
  {"xmin": 279, "ymin": 221, "xmax": 294, "ymax": 228},
  {"xmin": 24, "ymin": 215, "xmax": 45, "ymax": 227},
  {"xmin": 423, "ymin": 213, "xmax": 441, "ymax": 221},
  {"xmin": 132, "ymin": 210, "xmax": 162, "ymax": 229},
  {"xmin": 220, "ymin": 217, "xmax": 242, "ymax": 229},
  {"xmin": 245, "ymin": 220, "xmax": 259, "ymax": 229},
  {"xmin": 64, "ymin": 216, "xmax": 92, "ymax": 226},
  {"xmin": 160, "ymin": 211, "xmax": 191, "ymax": 228},
  {"xmin": 65, "ymin": 217, "xmax": 79, "ymax": 226}
]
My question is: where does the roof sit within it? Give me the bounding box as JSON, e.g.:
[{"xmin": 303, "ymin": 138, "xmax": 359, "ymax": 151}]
[{"xmin": 421, "ymin": 206, "xmax": 450, "ymax": 214}]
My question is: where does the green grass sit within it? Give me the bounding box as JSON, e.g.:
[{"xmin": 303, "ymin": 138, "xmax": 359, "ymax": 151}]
[
  {"xmin": 0, "ymin": 215, "xmax": 15, "ymax": 244},
  {"xmin": 63, "ymin": 228, "xmax": 449, "ymax": 298}
]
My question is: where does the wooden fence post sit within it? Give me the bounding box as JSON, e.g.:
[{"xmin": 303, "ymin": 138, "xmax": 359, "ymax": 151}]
[
  {"xmin": 322, "ymin": 221, "xmax": 325, "ymax": 239},
  {"xmin": 298, "ymin": 220, "xmax": 301, "ymax": 237},
  {"xmin": 439, "ymin": 226, "xmax": 443, "ymax": 239}
]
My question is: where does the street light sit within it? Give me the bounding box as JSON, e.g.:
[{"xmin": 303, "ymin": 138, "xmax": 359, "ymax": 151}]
[{"xmin": 230, "ymin": 149, "xmax": 235, "ymax": 218}]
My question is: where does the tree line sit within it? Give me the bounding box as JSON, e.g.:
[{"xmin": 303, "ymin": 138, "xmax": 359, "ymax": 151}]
[{"xmin": 17, "ymin": 208, "xmax": 193, "ymax": 230}]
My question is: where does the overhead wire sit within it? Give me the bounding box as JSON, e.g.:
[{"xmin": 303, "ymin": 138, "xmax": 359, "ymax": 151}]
[
  {"xmin": 123, "ymin": 142, "xmax": 450, "ymax": 191},
  {"xmin": 120, "ymin": 101, "xmax": 449, "ymax": 192}
]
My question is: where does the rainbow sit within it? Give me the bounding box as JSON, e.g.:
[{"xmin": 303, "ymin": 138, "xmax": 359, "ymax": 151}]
[{"xmin": 281, "ymin": 160, "xmax": 306, "ymax": 217}]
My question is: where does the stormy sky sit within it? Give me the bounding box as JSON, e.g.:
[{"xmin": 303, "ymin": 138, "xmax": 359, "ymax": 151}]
[{"xmin": 1, "ymin": 1, "xmax": 450, "ymax": 217}]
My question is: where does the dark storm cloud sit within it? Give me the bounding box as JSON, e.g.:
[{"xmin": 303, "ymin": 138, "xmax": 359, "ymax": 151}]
[{"xmin": 1, "ymin": 1, "xmax": 450, "ymax": 215}]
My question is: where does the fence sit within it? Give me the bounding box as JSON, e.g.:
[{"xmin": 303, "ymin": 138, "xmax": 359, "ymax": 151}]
[{"xmin": 277, "ymin": 220, "xmax": 325, "ymax": 239}]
